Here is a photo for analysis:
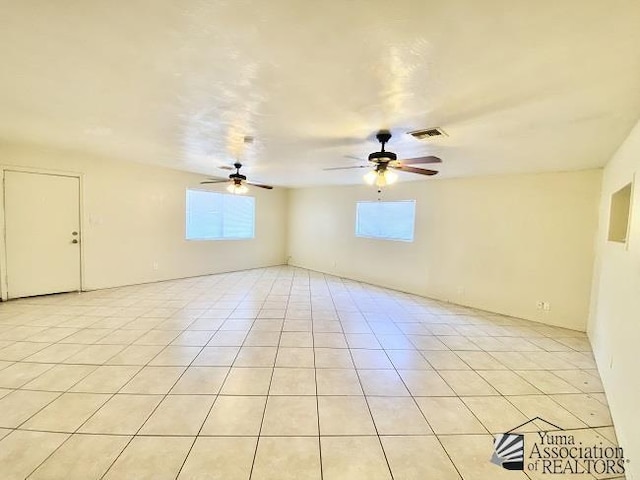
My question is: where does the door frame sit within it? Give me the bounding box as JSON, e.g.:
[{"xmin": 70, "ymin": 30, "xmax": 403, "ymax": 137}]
[{"xmin": 0, "ymin": 165, "xmax": 86, "ymax": 301}]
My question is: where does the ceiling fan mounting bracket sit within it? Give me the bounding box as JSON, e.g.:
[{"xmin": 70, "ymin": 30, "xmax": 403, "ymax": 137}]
[{"xmin": 376, "ymin": 130, "xmax": 392, "ymax": 147}]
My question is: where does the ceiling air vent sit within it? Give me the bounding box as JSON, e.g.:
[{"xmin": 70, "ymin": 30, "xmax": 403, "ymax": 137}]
[{"xmin": 408, "ymin": 127, "xmax": 447, "ymax": 140}]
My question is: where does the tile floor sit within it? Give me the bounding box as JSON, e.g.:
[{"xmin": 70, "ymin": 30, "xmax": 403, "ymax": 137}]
[{"xmin": 0, "ymin": 266, "xmax": 624, "ymax": 479}]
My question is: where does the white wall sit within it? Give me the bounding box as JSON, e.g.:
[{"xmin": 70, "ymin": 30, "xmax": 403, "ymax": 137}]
[
  {"xmin": 0, "ymin": 142, "xmax": 288, "ymax": 291},
  {"xmin": 288, "ymin": 170, "xmax": 601, "ymax": 330},
  {"xmin": 589, "ymin": 120, "xmax": 640, "ymax": 480}
]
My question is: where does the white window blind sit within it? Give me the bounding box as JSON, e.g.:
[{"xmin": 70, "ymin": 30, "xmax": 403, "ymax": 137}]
[
  {"xmin": 355, "ymin": 200, "xmax": 416, "ymax": 242},
  {"xmin": 186, "ymin": 189, "xmax": 255, "ymax": 240}
]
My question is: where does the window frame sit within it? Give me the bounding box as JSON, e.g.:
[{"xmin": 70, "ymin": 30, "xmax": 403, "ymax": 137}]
[
  {"xmin": 354, "ymin": 199, "xmax": 416, "ymax": 243},
  {"xmin": 185, "ymin": 188, "xmax": 256, "ymax": 241}
]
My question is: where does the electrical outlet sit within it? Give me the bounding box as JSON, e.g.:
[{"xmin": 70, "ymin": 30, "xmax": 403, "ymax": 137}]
[
  {"xmin": 536, "ymin": 301, "xmax": 550, "ymax": 311},
  {"xmin": 152, "ymin": 261, "xmax": 159, "ymax": 271},
  {"xmin": 457, "ymin": 286, "xmax": 465, "ymax": 295}
]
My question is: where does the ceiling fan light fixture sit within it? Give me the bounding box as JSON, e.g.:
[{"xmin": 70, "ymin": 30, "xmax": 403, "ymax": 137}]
[
  {"xmin": 364, "ymin": 170, "xmax": 378, "ymax": 185},
  {"xmin": 227, "ymin": 182, "xmax": 248, "ymax": 194},
  {"xmin": 384, "ymin": 169, "xmax": 398, "ymax": 185},
  {"xmin": 364, "ymin": 169, "xmax": 397, "ymax": 187}
]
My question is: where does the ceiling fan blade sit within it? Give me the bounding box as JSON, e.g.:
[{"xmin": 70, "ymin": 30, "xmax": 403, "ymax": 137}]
[
  {"xmin": 246, "ymin": 181, "xmax": 273, "ymax": 190},
  {"xmin": 391, "ymin": 165, "xmax": 439, "ymax": 176},
  {"xmin": 344, "ymin": 154, "xmax": 366, "ymax": 161},
  {"xmin": 323, "ymin": 165, "xmax": 369, "ymax": 171},
  {"xmin": 200, "ymin": 179, "xmax": 229, "ymax": 184},
  {"xmin": 397, "ymin": 155, "xmax": 442, "ymax": 165}
]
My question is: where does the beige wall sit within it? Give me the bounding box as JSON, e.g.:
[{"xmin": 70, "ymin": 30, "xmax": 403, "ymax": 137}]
[
  {"xmin": 0, "ymin": 143, "xmax": 288, "ymax": 291},
  {"xmin": 589, "ymin": 120, "xmax": 640, "ymax": 480},
  {"xmin": 288, "ymin": 170, "xmax": 601, "ymax": 330},
  {"xmin": 1, "ymin": 142, "xmax": 602, "ymax": 332}
]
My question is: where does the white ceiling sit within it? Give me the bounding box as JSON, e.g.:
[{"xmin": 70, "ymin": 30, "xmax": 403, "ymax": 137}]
[{"xmin": 2, "ymin": 1, "xmax": 640, "ymax": 187}]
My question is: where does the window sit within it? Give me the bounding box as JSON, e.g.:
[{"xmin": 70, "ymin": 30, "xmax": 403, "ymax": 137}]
[
  {"xmin": 186, "ymin": 189, "xmax": 255, "ymax": 240},
  {"xmin": 355, "ymin": 200, "xmax": 416, "ymax": 242},
  {"xmin": 608, "ymin": 182, "xmax": 633, "ymax": 244}
]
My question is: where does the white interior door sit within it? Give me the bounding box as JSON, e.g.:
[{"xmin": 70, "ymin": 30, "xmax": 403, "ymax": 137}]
[{"xmin": 4, "ymin": 170, "xmax": 81, "ymax": 299}]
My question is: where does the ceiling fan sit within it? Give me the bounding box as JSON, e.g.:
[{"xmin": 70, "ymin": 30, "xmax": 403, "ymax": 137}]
[
  {"xmin": 201, "ymin": 162, "xmax": 273, "ymax": 194},
  {"xmin": 324, "ymin": 130, "xmax": 442, "ymax": 187}
]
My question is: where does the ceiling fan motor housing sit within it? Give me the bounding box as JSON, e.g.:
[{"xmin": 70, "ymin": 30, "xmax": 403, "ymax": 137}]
[
  {"xmin": 368, "ymin": 150, "xmax": 397, "ymax": 163},
  {"xmin": 369, "ymin": 130, "xmax": 396, "ymax": 165}
]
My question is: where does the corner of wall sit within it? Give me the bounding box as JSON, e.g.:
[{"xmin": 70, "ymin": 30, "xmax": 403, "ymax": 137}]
[{"xmin": 587, "ymin": 117, "xmax": 640, "ymax": 480}]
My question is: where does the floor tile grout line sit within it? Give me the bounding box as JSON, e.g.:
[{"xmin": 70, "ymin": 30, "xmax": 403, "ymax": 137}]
[
  {"xmin": 337, "ymin": 274, "xmax": 471, "ymax": 480},
  {"xmin": 0, "ymin": 266, "xmax": 618, "ymax": 479},
  {"xmin": 0, "ymin": 313, "xmax": 593, "ymax": 337},
  {"xmin": 16, "ymin": 305, "xmax": 154, "ymax": 347},
  {"xmin": 0, "ymin": 388, "xmax": 613, "ymax": 400},
  {"xmin": 327, "ymin": 275, "xmax": 396, "ymax": 480},
  {"xmin": 248, "ymin": 272, "xmax": 288, "ymax": 480},
  {"xmin": 1, "ymin": 429, "xmax": 620, "ymax": 438},
  {"xmin": 95, "ymin": 271, "xmax": 260, "ymax": 479},
  {"xmin": 310, "ymin": 269, "xmax": 324, "ymax": 480},
  {"xmin": 2, "ymin": 388, "xmax": 71, "ymax": 478},
  {"xmin": 1, "ymin": 318, "xmax": 594, "ymax": 347},
  {"xmin": 0, "ymin": 339, "xmax": 598, "ymax": 368},
  {"xmin": 10, "ymin": 305, "xmax": 175, "ymax": 372},
  {"xmin": 500, "ymin": 387, "xmax": 598, "ymax": 432},
  {"xmin": 21, "ymin": 391, "xmax": 106, "ymax": 479},
  {"xmin": 2, "ymin": 273, "xmax": 243, "ymax": 351},
  {"xmin": 341, "ymin": 275, "xmax": 609, "ymax": 433},
  {"xmin": 4, "ymin": 354, "xmax": 608, "ymax": 371},
  {"xmin": 329, "ymin": 276, "xmax": 612, "ymax": 474},
  {"xmin": 174, "ymin": 269, "xmax": 269, "ymax": 480},
  {"xmin": 0, "ymin": 328, "xmax": 596, "ymax": 347},
  {"xmin": 361, "ymin": 303, "xmax": 478, "ymax": 480}
]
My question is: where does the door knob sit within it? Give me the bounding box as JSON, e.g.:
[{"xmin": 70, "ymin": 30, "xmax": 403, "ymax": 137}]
[
  {"xmin": 72, "ymin": 232, "xmax": 78, "ymax": 236},
  {"xmin": 72, "ymin": 239, "xmax": 78, "ymax": 244}
]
